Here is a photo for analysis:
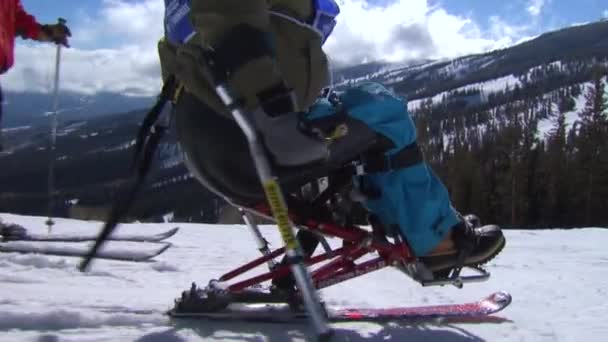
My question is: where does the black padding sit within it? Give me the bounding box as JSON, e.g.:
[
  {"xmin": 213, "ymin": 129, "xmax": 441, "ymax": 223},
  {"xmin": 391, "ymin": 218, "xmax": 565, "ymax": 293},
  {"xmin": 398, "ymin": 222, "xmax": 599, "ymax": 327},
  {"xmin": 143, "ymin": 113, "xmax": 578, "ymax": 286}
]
[
  {"xmin": 257, "ymin": 82, "xmax": 296, "ymax": 117},
  {"xmin": 173, "ymin": 92, "xmax": 399, "ymax": 205},
  {"xmin": 174, "ymin": 92, "xmax": 264, "ymax": 204},
  {"xmin": 174, "ymin": 92, "xmax": 339, "ymax": 205},
  {"xmin": 214, "ymin": 24, "xmax": 274, "ymax": 75}
]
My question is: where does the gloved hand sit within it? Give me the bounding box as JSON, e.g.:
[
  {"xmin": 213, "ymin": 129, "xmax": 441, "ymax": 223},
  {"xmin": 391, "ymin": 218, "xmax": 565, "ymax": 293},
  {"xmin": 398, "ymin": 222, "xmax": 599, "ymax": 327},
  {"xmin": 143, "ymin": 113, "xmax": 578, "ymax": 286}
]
[{"xmin": 38, "ymin": 22, "xmax": 72, "ymax": 47}]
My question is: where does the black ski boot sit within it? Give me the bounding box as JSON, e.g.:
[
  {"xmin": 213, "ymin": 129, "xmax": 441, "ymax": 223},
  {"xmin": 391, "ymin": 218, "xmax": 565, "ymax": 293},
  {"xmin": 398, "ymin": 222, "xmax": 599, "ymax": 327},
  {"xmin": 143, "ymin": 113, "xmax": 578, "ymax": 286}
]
[
  {"xmin": 271, "ymin": 229, "xmax": 320, "ymax": 292},
  {"xmin": 420, "ymin": 214, "xmax": 506, "ymax": 274}
]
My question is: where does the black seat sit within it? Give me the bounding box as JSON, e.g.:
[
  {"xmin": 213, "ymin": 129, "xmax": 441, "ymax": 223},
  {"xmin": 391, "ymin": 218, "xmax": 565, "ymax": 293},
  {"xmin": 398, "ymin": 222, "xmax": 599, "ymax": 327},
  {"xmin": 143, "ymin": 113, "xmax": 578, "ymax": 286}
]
[{"xmin": 174, "ymin": 92, "xmax": 379, "ymax": 206}]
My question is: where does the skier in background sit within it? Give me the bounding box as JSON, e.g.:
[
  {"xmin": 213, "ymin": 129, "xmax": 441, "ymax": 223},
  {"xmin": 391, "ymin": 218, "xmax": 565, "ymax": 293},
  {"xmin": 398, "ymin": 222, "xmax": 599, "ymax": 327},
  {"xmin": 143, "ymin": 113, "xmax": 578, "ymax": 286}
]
[
  {"xmin": 0, "ymin": 0, "xmax": 71, "ymax": 151},
  {"xmin": 158, "ymin": 0, "xmax": 506, "ymax": 286}
]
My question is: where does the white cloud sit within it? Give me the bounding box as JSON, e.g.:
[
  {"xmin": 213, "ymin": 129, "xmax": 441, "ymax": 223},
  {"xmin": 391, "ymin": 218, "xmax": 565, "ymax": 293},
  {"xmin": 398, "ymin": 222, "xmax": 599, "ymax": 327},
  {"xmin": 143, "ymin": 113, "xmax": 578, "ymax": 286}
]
[
  {"xmin": 70, "ymin": 0, "xmax": 164, "ymax": 48},
  {"xmin": 603, "ymin": 10, "xmax": 608, "ymax": 18},
  {"xmin": 324, "ymin": 0, "xmax": 523, "ymax": 65},
  {"xmin": 488, "ymin": 16, "xmax": 531, "ymax": 45},
  {"xmin": 527, "ymin": 0, "xmax": 546, "ymax": 17},
  {"xmin": 3, "ymin": 0, "xmax": 530, "ymax": 96},
  {"xmin": 3, "ymin": 43, "xmax": 161, "ymax": 96},
  {"xmin": 4, "ymin": 0, "xmax": 163, "ymax": 96}
]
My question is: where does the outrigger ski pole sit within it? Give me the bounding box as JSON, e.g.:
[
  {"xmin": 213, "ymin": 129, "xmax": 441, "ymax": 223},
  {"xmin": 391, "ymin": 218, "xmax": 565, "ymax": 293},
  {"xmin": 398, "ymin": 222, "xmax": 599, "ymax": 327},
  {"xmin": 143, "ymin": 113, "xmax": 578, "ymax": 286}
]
[
  {"xmin": 46, "ymin": 17, "xmax": 68, "ymax": 233},
  {"xmin": 201, "ymin": 51, "xmax": 333, "ymax": 341}
]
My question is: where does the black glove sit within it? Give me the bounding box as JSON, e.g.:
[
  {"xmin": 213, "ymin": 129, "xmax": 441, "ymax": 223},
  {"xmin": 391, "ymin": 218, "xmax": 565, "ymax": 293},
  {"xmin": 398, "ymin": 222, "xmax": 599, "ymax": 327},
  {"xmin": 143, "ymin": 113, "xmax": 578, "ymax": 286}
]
[{"xmin": 39, "ymin": 22, "xmax": 72, "ymax": 47}]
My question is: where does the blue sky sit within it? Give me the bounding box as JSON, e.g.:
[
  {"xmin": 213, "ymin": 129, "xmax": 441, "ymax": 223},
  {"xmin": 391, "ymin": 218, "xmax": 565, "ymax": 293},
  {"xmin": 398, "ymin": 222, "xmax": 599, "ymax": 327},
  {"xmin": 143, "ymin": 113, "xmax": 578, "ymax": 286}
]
[
  {"xmin": 371, "ymin": 0, "xmax": 607, "ymax": 27},
  {"xmin": 439, "ymin": 0, "xmax": 607, "ymax": 29},
  {"xmin": 22, "ymin": 0, "xmax": 607, "ymax": 47},
  {"xmin": 6, "ymin": 0, "xmax": 608, "ymax": 95}
]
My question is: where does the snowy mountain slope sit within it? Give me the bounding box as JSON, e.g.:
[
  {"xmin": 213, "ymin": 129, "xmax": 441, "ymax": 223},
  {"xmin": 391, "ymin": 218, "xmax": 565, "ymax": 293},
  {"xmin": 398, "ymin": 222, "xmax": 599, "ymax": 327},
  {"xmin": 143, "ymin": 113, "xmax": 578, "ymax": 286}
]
[
  {"xmin": 0, "ymin": 106, "xmax": 209, "ymax": 222},
  {"xmin": 335, "ymin": 20, "xmax": 608, "ymax": 102},
  {"xmin": 1, "ymin": 213, "xmax": 607, "ymax": 341},
  {"xmin": 2, "ymin": 91, "xmax": 154, "ymax": 129},
  {"xmin": 536, "ymin": 83, "xmax": 588, "ymax": 138},
  {"xmin": 536, "ymin": 78, "xmax": 608, "ymax": 139},
  {"xmin": 426, "ymin": 77, "xmax": 607, "ymax": 148},
  {"xmin": 334, "ymin": 35, "xmax": 608, "ymax": 173},
  {"xmin": 406, "ymin": 74, "xmax": 522, "ymax": 111},
  {"xmin": 3, "ymin": 21, "xmax": 608, "ymax": 222}
]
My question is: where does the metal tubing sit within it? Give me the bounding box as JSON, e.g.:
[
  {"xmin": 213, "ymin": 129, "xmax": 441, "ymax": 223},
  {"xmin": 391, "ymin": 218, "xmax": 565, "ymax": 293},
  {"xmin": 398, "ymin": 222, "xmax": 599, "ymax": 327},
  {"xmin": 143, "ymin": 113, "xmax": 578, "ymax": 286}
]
[
  {"xmin": 227, "ymin": 246, "xmax": 348, "ymax": 292},
  {"xmin": 240, "ymin": 208, "xmax": 276, "ymax": 270},
  {"xmin": 213, "ymin": 81, "xmax": 331, "ymax": 338},
  {"xmin": 307, "ymin": 220, "xmax": 367, "ymax": 242},
  {"xmin": 311, "ymin": 246, "xmax": 365, "ymax": 281},
  {"xmin": 46, "ymin": 41, "xmax": 63, "ymax": 231},
  {"xmin": 316, "ymin": 257, "xmax": 388, "ymax": 290},
  {"xmin": 220, "ymin": 247, "xmax": 285, "ymax": 282},
  {"xmin": 421, "ymin": 268, "xmax": 491, "ymax": 287}
]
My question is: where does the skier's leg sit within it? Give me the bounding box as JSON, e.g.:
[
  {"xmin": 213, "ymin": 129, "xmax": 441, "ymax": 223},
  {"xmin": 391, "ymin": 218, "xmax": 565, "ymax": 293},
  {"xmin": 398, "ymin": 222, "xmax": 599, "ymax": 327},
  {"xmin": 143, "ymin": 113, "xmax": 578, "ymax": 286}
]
[{"xmin": 340, "ymin": 83, "xmax": 505, "ymax": 273}]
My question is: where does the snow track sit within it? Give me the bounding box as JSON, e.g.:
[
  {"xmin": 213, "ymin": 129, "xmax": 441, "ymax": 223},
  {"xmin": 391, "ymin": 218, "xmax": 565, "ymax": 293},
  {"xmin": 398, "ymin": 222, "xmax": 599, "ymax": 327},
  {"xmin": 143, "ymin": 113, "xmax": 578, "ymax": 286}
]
[{"xmin": 1, "ymin": 213, "xmax": 607, "ymax": 341}]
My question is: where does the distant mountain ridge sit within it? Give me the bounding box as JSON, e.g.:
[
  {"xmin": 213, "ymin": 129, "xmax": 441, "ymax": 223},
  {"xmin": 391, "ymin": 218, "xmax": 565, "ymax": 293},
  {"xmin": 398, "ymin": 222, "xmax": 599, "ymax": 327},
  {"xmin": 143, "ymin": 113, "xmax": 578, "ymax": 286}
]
[
  {"xmin": 1, "ymin": 20, "xmax": 607, "ymax": 226},
  {"xmin": 333, "ymin": 20, "xmax": 608, "ymax": 102},
  {"xmin": 2, "ymin": 90, "xmax": 154, "ymax": 128}
]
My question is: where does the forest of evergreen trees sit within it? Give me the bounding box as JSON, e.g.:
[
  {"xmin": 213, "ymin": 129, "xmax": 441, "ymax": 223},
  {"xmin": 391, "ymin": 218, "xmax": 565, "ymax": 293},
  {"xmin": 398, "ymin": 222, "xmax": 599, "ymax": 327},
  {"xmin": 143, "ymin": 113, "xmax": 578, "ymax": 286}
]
[
  {"xmin": 414, "ymin": 67, "xmax": 608, "ymax": 228},
  {"xmin": 2, "ymin": 47, "xmax": 607, "ymax": 229}
]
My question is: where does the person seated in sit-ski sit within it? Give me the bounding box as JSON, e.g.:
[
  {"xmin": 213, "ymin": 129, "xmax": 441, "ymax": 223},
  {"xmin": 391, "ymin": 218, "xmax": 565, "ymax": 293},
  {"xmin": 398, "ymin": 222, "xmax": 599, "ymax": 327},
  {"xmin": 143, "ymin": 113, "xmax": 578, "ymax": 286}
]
[{"xmin": 158, "ymin": 0, "xmax": 506, "ymax": 282}]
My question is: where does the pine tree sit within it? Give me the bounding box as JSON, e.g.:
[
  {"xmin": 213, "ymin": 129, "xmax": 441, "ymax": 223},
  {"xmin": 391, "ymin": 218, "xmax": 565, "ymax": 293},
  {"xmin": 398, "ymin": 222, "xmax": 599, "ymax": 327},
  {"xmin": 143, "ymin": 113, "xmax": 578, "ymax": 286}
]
[
  {"xmin": 544, "ymin": 107, "xmax": 569, "ymax": 225},
  {"xmin": 574, "ymin": 70, "xmax": 607, "ymax": 225}
]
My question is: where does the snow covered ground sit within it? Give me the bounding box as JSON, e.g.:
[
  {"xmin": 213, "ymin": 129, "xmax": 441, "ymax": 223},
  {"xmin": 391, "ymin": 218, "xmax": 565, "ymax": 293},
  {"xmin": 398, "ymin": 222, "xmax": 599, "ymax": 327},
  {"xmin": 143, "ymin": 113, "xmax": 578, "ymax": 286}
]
[
  {"xmin": 1, "ymin": 213, "xmax": 607, "ymax": 342},
  {"xmin": 407, "ymin": 74, "xmax": 521, "ymax": 111}
]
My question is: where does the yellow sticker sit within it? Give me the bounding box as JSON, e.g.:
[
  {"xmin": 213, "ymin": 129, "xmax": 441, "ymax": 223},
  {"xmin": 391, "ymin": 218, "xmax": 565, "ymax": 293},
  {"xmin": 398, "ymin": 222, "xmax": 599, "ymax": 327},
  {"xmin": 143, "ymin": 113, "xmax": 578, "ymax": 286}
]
[{"xmin": 263, "ymin": 180, "xmax": 298, "ymax": 250}]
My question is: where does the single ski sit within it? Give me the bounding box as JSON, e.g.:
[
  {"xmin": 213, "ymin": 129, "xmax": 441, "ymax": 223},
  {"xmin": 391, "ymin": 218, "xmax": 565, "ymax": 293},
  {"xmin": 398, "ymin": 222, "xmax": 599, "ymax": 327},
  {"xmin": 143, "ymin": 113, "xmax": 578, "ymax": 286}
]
[
  {"xmin": 3, "ymin": 227, "xmax": 179, "ymax": 243},
  {"xmin": 168, "ymin": 291, "xmax": 511, "ymax": 323},
  {"xmin": 0, "ymin": 241, "xmax": 171, "ymax": 262},
  {"xmin": 329, "ymin": 291, "xmax": 511, "ymax": 322}
]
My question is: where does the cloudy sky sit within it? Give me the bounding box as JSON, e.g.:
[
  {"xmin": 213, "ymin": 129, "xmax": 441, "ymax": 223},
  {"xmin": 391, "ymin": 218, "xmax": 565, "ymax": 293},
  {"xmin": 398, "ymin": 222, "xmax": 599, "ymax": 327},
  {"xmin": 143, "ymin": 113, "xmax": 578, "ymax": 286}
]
[{"xmin": 3, "ymin": 0, "xmax": 607, "ymax": 96}]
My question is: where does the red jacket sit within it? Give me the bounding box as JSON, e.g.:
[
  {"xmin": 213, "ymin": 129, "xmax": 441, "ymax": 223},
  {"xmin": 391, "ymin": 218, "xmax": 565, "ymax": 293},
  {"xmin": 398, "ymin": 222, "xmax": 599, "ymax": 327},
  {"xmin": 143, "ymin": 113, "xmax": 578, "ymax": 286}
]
[{"xmin": 0, "ymin": 0, "xmax": 41, "ymax": 74}]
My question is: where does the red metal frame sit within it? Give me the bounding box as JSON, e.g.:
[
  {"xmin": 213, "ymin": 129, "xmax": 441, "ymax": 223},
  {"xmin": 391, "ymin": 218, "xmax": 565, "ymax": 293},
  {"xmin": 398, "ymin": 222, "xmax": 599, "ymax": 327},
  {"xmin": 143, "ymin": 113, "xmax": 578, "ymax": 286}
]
[{"xmin": 217, "ymin": 206, "xmax": 417, "ymax": 293}]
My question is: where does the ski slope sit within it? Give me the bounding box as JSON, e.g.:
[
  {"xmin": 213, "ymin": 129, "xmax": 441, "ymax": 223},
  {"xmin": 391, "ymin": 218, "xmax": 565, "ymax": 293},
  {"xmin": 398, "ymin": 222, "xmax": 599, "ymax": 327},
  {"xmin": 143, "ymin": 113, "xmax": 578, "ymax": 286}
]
[{"xmin": 1, "ymin": 213, "xmax": 607, "ymax": 342}]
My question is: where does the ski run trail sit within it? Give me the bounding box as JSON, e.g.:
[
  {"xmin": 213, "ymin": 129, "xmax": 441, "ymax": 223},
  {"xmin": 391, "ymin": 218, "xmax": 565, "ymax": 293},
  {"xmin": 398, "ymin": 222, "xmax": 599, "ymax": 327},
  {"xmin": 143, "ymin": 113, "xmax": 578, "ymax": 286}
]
[{"xmin": 0, "ymin": 213, "xmax": 607, "ymax": 342}]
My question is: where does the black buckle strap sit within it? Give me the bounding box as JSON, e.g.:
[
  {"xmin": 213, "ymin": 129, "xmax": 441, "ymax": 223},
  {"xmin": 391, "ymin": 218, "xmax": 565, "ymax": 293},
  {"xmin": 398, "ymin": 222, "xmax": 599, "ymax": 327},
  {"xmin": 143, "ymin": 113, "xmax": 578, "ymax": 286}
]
[
  {"xmin": 79, "ymin": 77, "xmax": 178, "ymax": 271},
  {"xmin": 132, "ymin": 75, "xmax": 178, "ymax": 169},
  {"xmin": 362, "ymin": 142, "xmax": 423, "ymax": 174}
]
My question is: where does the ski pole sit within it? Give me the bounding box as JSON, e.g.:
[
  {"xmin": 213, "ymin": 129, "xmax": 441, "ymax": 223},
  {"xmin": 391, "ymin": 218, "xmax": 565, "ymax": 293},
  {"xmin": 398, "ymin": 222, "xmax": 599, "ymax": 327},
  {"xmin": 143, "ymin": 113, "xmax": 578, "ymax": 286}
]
[
  {"xmin": 46, "ymin": 18, "xmax": 67, "ymax": 233},
  {"xmin": 201, "ymin": 51, "xmax": 333, "ymax": 341}
]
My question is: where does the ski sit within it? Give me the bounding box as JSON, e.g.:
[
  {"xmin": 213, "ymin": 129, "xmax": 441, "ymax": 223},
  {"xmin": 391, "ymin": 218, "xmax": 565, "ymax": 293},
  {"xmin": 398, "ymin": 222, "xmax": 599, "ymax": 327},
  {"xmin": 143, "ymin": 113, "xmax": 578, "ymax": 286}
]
[
  {"xmin": 329, "ymin": 291, "xmax": 511, "ymax": 322},
  {"xmin": 167, "ymin": 291, "xmax": 512, "ymax": 324},
  {"xmin": 0, "ymin": 241, "xmax": 171, "ymax": 262},
  {"xmin": 12, "ymin": 227, "xmax": 179, "ymax": 243}
]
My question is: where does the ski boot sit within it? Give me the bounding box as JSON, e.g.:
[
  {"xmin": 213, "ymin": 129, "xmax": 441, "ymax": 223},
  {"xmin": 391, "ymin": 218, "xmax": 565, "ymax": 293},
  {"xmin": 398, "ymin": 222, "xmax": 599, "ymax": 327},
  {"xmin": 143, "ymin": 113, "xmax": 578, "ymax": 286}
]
[{"xmin": 421, "ymin": 214, "xmax": 506, "ymax": 278}]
